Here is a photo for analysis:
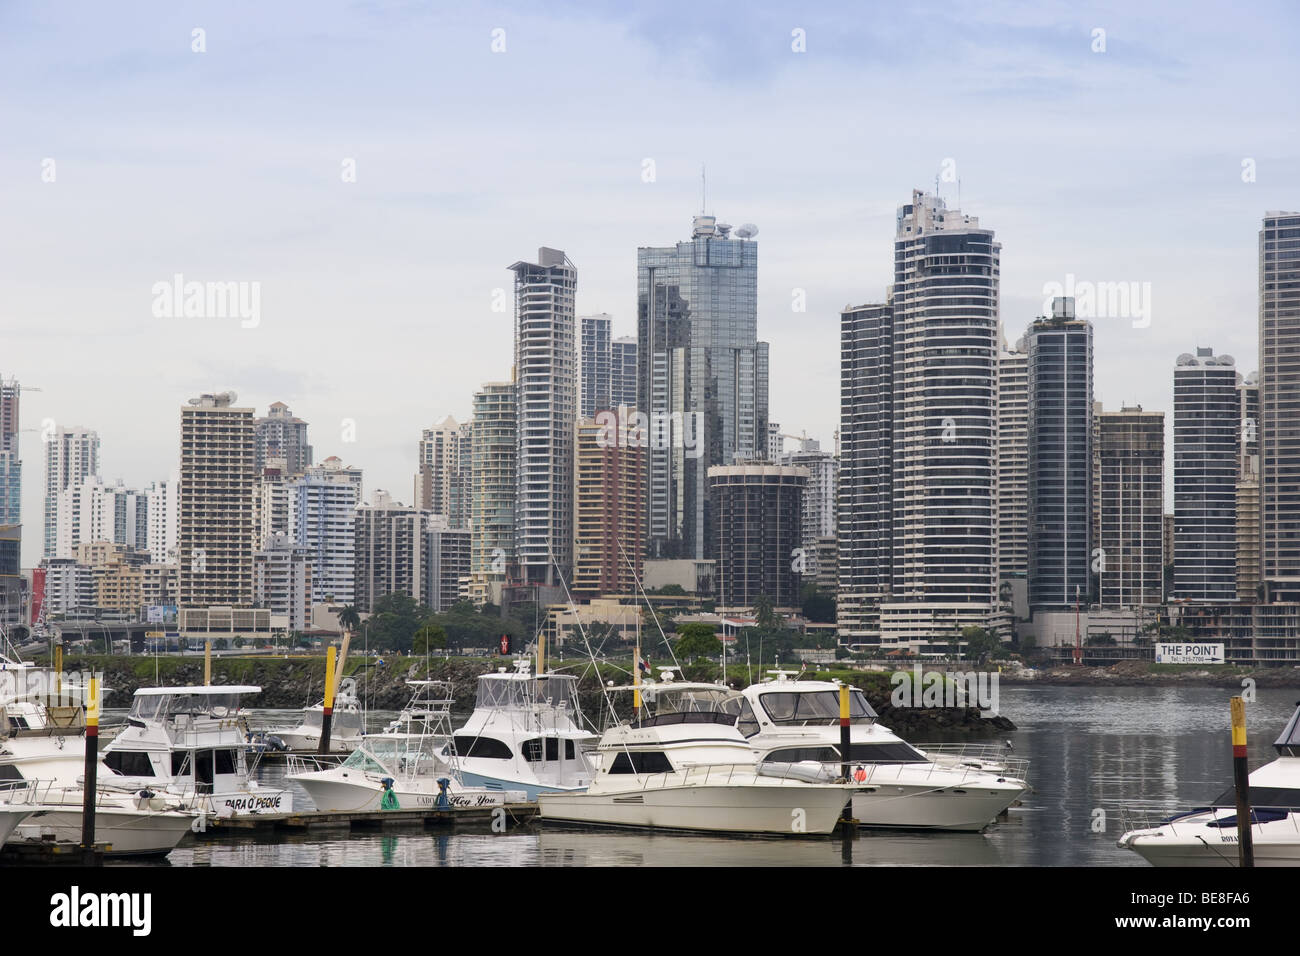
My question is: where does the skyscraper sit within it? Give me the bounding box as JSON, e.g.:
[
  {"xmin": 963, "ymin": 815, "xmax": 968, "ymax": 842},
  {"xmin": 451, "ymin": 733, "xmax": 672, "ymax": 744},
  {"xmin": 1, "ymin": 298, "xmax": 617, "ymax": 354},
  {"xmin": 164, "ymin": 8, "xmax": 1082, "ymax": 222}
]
[
  {"xmin": 1026, "ymin": 300, "xmax": 1094, "ymax": 610},
  {"xmin": 777, "ymin": 437, "xmax": 838, "ymax": 577},
  {"xmin": 288, "ymin": 456, "xmax": 361, "ymax": 605},
  {"xmin": 469, "ymin": 380, "xmax": 516, "ymax": 604},
  {"xmin": 580, "ymin": 313, "xmax": 613, "ymax": 418},
  {"xmin": 0, "ymin": 376, "xmax": 22, "ymax": 539},
  {"xmin": 511, "ymin": 248, "xmax": 576, "ymax": 585},
  {"xmin": 611, "ymin": 336, "xmax": 638, "ymax": 410},
  {"xmin": 997, "ymin": 339, "xmax": 1029, "ymax": 587},
  {"xmin": 837, "ymin": 302, "xmax": 893, "ymax": 642},
  {"xmin": 709, "ymin": 464, "xmax": 806, "ymax": 609},
  {"xmin": 44, "ymin": 426, "xmax": 99, "ymax": 559},
  {"xmin": 1173, "ymin": 347, "xmax": 1238, "ymax": 602},
  {"xmin": 178, "ymin": 392, "xmax": 256, "ymax": 609},
  {"xmin": 638, "ymin": 215, "xmax": 768, "ymax": 560},
  {"xmin": 1259, "ymin": 210, "xmax": 1300, "ymax": 600},
  {"xmin": 881, "ymin": 191, "xmax": 999, "ymax": 646},
  {"xmin": 352, "ymin": 490, "xmax": 426, "ymax": 613},
  {"xmin": 415, "ymin": 416, "xmax": 462, "ymax": 518},
  {"xmin": 573, "ymin": 416, "xmax": 646, "ymax": 597},
  {"xmin": 145, "ymin": 473, "xmax": 179, "ymax": 565},
  {"xmin": 254, "ymin": 402, "xmax": 312, "ymax": 475},
  {"xmin": 1096, "ymin": 406, "xmax": 1165, "ymax": 608},
  {"xmin": 1238, "ymin": 371, "xmax": 1261, "ymax": 602}
]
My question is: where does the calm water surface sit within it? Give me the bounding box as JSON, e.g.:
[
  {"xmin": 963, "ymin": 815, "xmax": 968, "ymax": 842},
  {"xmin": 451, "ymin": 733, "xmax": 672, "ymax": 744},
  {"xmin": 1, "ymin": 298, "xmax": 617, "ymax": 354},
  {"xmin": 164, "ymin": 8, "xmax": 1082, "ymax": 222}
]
[{"xmin": 121, "ymin": 685, "xmax": 1300, "ymax": 867}]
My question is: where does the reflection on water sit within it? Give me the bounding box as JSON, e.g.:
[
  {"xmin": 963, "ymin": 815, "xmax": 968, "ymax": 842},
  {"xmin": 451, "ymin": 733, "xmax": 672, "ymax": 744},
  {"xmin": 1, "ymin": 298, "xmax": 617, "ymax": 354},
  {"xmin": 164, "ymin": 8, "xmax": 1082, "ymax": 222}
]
[{"xmin": 132, "ymin": 685, "xmax": 1300, "ymax": 867}]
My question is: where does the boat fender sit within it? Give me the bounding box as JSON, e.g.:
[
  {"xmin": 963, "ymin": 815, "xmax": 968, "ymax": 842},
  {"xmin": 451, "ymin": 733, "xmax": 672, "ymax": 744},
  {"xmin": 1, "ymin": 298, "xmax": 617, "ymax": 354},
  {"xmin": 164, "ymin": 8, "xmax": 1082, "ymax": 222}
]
[{"xmin": 435, "ymin": 777, "xmax": 451, "ymax": 810}]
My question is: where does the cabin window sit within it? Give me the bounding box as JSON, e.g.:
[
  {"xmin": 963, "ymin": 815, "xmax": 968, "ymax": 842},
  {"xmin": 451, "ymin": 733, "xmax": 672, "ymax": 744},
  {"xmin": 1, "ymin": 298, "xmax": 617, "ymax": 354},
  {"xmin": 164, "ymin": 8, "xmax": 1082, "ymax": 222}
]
[
  {"xmin": 452, "ymin": 736, "xmax": 513, "ymax": 760},
  {"xmin": 215, "ymin": 749, "xmax": 238, "ymax": 775},
  {"xmin": 522, "ymin": 739, "xmax": 542, "ymax": 762},
  {"xmin": 737, "ymin": 700, "xmax": 759, "ymax": 737},
  {"xmin": 757, "ymin": 690, "xmax": 876, "ymax": 726},
  {"xmin": 1212, "ymin": 786, "xmax": 1300, "ymax": 810},
  {"xmin": 545, "ymin": 738, "xmax": 559, "ymax": 761},
  {"xmin": 0, "ymin": 765, "xmax": 24, "ymax": 781},
  {"xmin": 763, "ymin": 743, "xmax": 926, "ymax": 764},
  {"xmin": 104, "ymin": 750, "xmax": 155, "ymax": 776},
  {"xmin": 608, "ymin": 751, "xmax": 674, "ymax": 774},
  {"xmin": 565, "ymin": 740, "xmax": 575, "ymax": 760}
]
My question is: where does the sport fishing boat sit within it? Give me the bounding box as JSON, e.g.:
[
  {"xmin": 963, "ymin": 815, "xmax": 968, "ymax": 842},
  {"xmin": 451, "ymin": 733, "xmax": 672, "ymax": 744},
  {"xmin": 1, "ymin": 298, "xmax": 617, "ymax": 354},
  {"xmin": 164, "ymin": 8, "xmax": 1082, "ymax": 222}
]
[
  {"xmin": 274, "ymin": 678, "xmax": 365, "ymax": 753},
  {"xmin": 737, "ymin": 672, "xmax": 1030, "ymax": 831},
  {"xmin": 537, "ymin": 675, "xmax": 859, "ymax": 835},
  {"xmin": 1118, "ymin": 702, "xmax": 1300, "ymax": 866},
  {"xmin": 0, "ymin": 675, "xmax": 198, "ymax": 856},
  {"xmin": 287, "ymin": 680, "xmax": 523, "ymax": 810},
  {"xmin": 451, "ymin": 661, "xmax": 597, "ymax": 799},
  {"xmin": 101, "ymin": 685, "xmax": 293, "ymax": 815}
]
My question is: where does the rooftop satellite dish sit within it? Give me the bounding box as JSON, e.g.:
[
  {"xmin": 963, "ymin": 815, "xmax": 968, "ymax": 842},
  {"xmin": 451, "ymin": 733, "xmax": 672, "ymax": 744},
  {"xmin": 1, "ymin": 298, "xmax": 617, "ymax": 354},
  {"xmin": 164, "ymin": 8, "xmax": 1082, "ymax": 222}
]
[
  {"xmin": 1176, "ymin": 353, "xmax": 1196, "ymax": 366},
  {"xmin": 735, "ymin": 223, "xmax": 759, "ymax": 239}
]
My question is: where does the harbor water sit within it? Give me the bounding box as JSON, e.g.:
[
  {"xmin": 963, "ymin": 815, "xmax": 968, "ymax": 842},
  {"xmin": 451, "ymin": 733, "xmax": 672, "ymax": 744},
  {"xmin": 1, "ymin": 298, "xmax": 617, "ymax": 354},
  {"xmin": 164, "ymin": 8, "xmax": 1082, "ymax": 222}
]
[{"xmin": 116, "ymin": 684, "xmax": 1300, "ymax": 867}]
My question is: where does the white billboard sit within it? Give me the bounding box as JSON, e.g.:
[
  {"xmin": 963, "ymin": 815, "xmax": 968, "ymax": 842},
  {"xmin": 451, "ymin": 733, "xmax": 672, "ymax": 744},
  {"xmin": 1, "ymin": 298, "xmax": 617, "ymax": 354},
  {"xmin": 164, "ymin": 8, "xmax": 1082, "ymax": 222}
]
[{"xmin": 1155, "ymin": 642, "xmax": 1225, "ymax": 664}]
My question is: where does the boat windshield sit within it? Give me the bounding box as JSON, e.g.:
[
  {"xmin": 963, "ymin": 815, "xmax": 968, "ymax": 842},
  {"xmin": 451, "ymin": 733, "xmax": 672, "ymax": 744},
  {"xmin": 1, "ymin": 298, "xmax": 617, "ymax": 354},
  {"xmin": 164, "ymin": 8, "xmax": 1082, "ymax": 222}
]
[
  {"xmin": 475, "ymin": 674, "xmax": 580, "ymax": 713},
  {"xmin": 756, "ymin": 689, "xmax": 877, "ymax": 725},
  {"xmin": 131, "ymin": 692, "xmax": 246, "ymax": 720},
  {"xmin": 652, "ymin": 687, "xmax": 740, "ymax": 717},
  {"xmin": 1275, "ymin": 704, "xmax": 1300, "ymax": 756},
  {"xmin": 344, "ymin": 737, "xmax": 444, "ymax": 775}
]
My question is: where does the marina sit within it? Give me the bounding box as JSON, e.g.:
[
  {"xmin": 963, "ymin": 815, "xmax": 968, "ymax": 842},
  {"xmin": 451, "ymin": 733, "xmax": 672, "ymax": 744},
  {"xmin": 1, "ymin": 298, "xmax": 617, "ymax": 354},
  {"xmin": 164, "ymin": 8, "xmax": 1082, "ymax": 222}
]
[{"xmin": 3, "ymin": 682, "xmax": 1292, "ymax": 866}]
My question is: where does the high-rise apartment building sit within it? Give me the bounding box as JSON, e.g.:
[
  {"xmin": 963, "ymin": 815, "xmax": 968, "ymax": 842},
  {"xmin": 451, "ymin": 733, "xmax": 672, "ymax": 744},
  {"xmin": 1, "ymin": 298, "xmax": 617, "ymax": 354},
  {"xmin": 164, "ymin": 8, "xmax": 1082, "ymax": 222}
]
[
  {"xmin": 1096, "ymin": 406, "xmax": 1165, "ymax": 608},
  {"xmin": 580, "ymin": 313, "xmax": 613, "ymax": 418},
  {"xmin": 469, "ymin": 381, "xmax": 516, "ymax": 604},
  {"xmin": 709, "ymin": 464, "xmax": 806, "ymax": 609},
  {"xmin": 145, "ymin": 473, "xmax": 179, "ymax": 565},
  {"xmin": 511, "ymin": 248, "xmax": 576, "ymax": 585},
  {"xmin": 415, "ymin": 416, "xmax": 457, "ymax": 517},
  {"xmin": 254, "ymin": 532, "xmax": 313, "ymax": 631},
  {"xmin": 611, "ymin": 336, "xmax": 638, "ymax": 410},
  {"xmin": 1260, "ymin": 211, "xmax": 1300, "ymax": 600},
  {"xmin": 0, "ymin": 378, "xmax": 22, "ymax": 558},
  {"xmin": 638, "ymin": 215, "xmax": 769, "ymax": 560},
  {"xmin": 880, "ymin": 191, "xmax": 999, "ymax": 646},
  {"xmin": 777, "ymin": 437, "xmax": 837, "ymax": 578},
  {"xmin": 54, "ymin": 476, "xmax": 148, "ymax": 558},
  {"xmin": 573, "ymin": 416, "xmax": 646, "ymax": 597},
  {"xmin": 997, "ymin": 340, "xmax": 1029, "ymax": 586},
  {"xmin": 353, "ymin": 490, "xmax": 427, "ymax": 613},
  {"xmin": 254, "ymin": 402, "xmax": 312, "ymax": 475},
  {"xmin": 837, "ymin": 302, "xmax": 893, "ymax": 641},
  {"xmin": 178, "ymin": 392, "xmax": 256, "ymax": 609},
  {"xmin": 1026, "ymin": 300, "xmax": 1094, "ymax": 610},
  {"xmin": 288, "ymin": 456, "xmax": 361, "ymax": 606},
  {"xmin": 1173, "ymin": 347, "xmax": 1239, "ymax": 602},
  {"xmin": 1239, "ymin": 371, "xmax": 1261, "ymax": 602},
  {"xmin": 424, "ymin": 517, "xmax": 470, "ymax": 613},
  {"xmin": 43, "ymin": 427, "xmax": 99, "ymax": 559}
]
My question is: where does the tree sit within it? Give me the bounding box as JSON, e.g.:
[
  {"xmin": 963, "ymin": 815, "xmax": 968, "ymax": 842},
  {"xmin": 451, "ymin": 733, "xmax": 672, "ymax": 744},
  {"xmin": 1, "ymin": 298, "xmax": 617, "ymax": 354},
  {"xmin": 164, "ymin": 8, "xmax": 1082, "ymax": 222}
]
[
  {"xmin": 675, "ymin": 623, "xmax": 722, "ymax": 661},
  {"xmin": 752, "ymin": 594, "xmax": 777, "ymax": 630},
  {"xmin": 654, "ymin": 584, "xmax": 688, "ymax": 596},
  {"xmin": 338, "ymin": 605, "xmax": 361, "ymax": 634},
  {"xmin": 366, "ymin": 592, "xmax": 431, "ymax": 653},
  {"xmin": 414, "ymin": 622, "xmax": 448, "ymax": 656},
  {"xmin": 961, "ymin": 626, "xmax": 1004, "ymax": 663},
  {"xmin": 800, "ymin": 584, "xmax": 836, "ymax": 624}
]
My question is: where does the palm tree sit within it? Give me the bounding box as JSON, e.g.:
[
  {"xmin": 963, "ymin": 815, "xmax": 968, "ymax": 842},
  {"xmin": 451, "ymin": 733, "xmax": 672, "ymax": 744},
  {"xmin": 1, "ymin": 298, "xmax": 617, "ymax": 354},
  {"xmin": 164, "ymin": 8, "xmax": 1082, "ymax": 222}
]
[{"xmin": 338, "ymin": 605, "xmax": 361, "ymax": 635}]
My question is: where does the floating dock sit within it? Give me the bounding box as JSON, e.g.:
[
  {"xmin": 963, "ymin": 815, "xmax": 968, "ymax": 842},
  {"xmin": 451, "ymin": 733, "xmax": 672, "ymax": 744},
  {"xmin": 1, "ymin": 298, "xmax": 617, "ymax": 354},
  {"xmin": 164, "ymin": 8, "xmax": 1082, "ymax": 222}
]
[{"xmin": 190, "ymin": 802, "xmax": 538, "ymax": 837}]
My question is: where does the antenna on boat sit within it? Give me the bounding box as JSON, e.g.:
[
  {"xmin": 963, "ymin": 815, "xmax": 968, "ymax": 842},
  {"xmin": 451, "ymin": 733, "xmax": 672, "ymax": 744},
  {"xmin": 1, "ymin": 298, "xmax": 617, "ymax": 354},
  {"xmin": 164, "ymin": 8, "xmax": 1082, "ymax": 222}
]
[
  {"xmin": 547, "ymin": 544, "xmax": 622, "ymax": 727},
  {"xmin": 615, "ymin": 535, "xmax": 684, "ymax": 675}
]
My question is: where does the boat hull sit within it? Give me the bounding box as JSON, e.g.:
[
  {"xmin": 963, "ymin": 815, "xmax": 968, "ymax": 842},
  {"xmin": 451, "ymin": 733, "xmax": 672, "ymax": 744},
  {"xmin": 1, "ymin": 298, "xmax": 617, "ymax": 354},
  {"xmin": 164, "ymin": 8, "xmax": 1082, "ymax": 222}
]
[
  {"xmin": 1121, "ymin": 816, "xmax": 1300, "ymax": 867},
  {"xmin": 850, "ymin": 782, "xmax": 1024, "ymax": 832},
  {"xmin": 291, "ymin": 770, "xmax": 519, "ymax": 812},
  {"xmin": 458, "ymin": 770, "xmax": 587, "ymax": 802},
  {"xmin": 9, "ymin": 806, "xmax": 193, "ymax": 857},
  {"xmin": 538, "ymin": 783, "xmax": 851, "ymax": 835},
  {"xmin": 0, "ymin": 807, "xmax": 37, "ymax": 844}
]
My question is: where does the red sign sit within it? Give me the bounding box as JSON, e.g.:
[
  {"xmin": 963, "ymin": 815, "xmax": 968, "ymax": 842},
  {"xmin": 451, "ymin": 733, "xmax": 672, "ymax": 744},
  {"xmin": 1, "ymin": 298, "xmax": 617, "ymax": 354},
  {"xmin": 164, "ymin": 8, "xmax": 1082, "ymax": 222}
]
[
  {"xmin": 30, "ymin": 567, "xmax": 46, "ymax": 625},
  {"xmin": 500, "ymin": 634, "xmax": 509, "ymax": 655}
]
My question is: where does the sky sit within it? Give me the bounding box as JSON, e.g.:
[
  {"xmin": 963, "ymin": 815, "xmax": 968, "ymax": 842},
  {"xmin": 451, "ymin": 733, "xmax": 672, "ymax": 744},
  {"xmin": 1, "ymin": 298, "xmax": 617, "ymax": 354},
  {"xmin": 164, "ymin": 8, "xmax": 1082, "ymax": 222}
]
[{"xmin": 2, "ymin": 0, "xmax": 1298, "ymax": 568}]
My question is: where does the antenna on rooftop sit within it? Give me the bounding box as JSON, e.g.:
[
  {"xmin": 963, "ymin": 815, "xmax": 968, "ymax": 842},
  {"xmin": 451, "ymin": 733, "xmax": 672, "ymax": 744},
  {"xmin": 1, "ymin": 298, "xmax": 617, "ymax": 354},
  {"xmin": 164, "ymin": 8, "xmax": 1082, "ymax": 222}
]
[{"xmin": 701, "ymin": 164, "xmax": 707, "ymax": 214}]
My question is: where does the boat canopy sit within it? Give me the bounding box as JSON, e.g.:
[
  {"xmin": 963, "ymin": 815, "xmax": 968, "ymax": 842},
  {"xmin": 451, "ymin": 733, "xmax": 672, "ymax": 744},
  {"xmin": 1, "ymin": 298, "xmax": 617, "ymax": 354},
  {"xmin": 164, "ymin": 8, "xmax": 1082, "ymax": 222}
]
[
  {"xmin": 754, "ymin": 687, "xmax": 877, "ymax": 725},
  {"xmin": 1274, "ymin": 703, "xmax": 1300, "ymax": 756},
  {"xmin": 645, "ymin": 684, "xmax": 740, "ymax": 717},
  {"xmin": 132, "ymin": 685, "xmax": 261, "ymax": 696},
  {"xmin": 128, "ymin": 687, "xmax": 258, "ymax": 721}
]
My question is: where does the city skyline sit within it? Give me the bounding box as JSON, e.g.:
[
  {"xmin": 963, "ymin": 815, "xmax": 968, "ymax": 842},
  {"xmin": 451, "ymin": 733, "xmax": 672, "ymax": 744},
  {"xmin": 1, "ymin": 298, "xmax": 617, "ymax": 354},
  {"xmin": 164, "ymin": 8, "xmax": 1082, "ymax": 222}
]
[{"xmin": 5, "ymin": 3, "xmax": 1299, "ymax": 571}]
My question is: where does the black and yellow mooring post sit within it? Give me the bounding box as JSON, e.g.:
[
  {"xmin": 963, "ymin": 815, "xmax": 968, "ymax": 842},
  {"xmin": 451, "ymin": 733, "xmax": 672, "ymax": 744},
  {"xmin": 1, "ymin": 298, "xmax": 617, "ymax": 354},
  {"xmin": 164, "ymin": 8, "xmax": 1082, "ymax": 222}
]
[
  {"xmin": 318, "ymin": 645, "xmax": 337, "ymax": 754},
  {"xmin": 80, "ymin": 675, "xmax": 99, "ymax": 862},
  {"xmin": 54, "ymin": 643, "xmax": 63, "ymax": 700},
  {"xmin": 204, "ymin": 639, "xmax": 212, "ymax": 686},
  {"xmin": 839, "ymin": 683, "xmax": 855, "ymax": 827},
  {"xmin": 1230, "ymin": 696, "xmax": 1255, "ymax": 868}
]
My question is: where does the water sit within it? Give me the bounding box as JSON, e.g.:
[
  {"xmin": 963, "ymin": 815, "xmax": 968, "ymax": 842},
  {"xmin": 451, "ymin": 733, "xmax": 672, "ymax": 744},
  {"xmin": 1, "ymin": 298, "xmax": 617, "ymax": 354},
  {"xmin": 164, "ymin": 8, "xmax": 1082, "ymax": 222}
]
[{"xmin": 126, "ymin": 685, "xmax": 1300, "ymax": 867}]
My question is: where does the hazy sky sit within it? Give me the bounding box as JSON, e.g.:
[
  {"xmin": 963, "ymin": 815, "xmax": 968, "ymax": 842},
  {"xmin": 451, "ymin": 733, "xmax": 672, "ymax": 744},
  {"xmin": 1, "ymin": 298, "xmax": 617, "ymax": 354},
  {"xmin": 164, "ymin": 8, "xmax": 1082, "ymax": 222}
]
[{"xmin": 3, "ymin": 0, "xmax": 1297, "ymax": 568}]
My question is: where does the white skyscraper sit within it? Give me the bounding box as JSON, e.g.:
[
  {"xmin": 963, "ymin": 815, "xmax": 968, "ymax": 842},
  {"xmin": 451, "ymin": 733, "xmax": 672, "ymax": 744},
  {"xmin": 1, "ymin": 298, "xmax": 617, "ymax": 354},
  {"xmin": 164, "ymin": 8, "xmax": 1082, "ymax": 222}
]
[
  {"xmin": 289, "ymin": 456, "xmax": 362, "ymax": 606},
  {"xmin": 511, "ymin": 247, "xmax": 576, "ymax": 585},
  {"xmin": 44, "ymin": 426, "xmax": 100, "ymax": 559},
  {"xmin": 145, "ymin": 473, "xmax": 180, "ymax": 565}
]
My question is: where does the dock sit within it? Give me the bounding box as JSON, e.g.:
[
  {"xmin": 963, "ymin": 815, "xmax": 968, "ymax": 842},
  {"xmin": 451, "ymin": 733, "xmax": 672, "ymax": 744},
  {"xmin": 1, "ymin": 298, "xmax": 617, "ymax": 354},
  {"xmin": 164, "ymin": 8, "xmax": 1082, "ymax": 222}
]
[
  {"xmin": 1, "ymin": 840, "xmax": 110, "ymax": 865},
  {"xmin": 190, "ymin": 802, "xmax": 538, "ymax": 837}
]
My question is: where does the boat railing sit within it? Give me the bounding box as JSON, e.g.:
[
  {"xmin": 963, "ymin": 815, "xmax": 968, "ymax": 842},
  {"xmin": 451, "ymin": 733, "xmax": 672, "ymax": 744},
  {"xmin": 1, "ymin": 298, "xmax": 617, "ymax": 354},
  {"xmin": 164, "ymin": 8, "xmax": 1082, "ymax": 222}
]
[
  {"xmin": 911, "ymin": 744, "xmax": 1031, "ymax": 783},
  {"xmin": 0, "ymin": 777, "xmax": 41, "ymax": 805},
  {"xmin": 1118, "ymin": 804, "xmax": 1300, "ymax": 838}
]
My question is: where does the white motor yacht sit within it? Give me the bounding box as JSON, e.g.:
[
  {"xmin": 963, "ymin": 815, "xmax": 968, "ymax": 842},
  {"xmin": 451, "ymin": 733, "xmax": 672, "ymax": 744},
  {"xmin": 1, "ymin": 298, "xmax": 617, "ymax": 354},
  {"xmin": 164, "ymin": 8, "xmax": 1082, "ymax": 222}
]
[
  {"xmin": 1118, "ymin": 702, "xmax": 1300, "ymax": 866},
  {"xmin": 737, "ymin": 673, "xmax": 1030, "ymax": 831},
  {"xmin": 0, "ymin": 780, "xmax": 40, "ymax": 844},
  {"xmin": 288, "ymin": 680, "xmax": 523, "ymax": 810},
  {"xmin": 101, "ymin": 685, "xmax": 293, "ymax": 815},
  {"xmin": 538, "ymin": 676, "xmax": 859, "ymax": 835},
  {"xmin": 451, "ymin": 661, "xmax": 597, "ymax": 799},
  {"xmin": 275, "ymin": 678, "xmax": 365, "ymax": 753}
]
